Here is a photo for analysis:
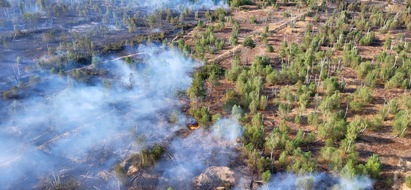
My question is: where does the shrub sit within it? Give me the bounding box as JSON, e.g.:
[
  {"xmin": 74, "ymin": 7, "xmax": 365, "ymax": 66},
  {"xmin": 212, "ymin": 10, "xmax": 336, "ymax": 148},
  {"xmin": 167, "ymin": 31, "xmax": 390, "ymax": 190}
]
[
  {"xmin": 322, "ymin": 77, "xmax": 340, "ymax": 96},
  {"xmin": 384, "ymin": 38, "xmax": 392, "ymax": 50},
  {"xmin": 363, "ymin": 154, "xmax": 382, "ymax": 179},
  {"xmin": 229, "ymin": 0, "xmax": 253, "ymax": 7},
  {"xmin": 189, "ymin": 107, "xmax": 211, "ymax": 127},
  {"xmin": 307, "ymin": 112, "xmax": 319, "ymax": 126},
  {"xmin": 244, "ymin": 124, "xmax": 265, "ymax": 149},
  {"xmin": 262, "ymin": 170, "xmax": 272, "ymax": 183},
  {"xmin": 243, "ymin": 36, "xmax": 255, "ymax": 48},
  {"xmin": 249, "ymin": 16, "xmax": 257, "ymax": 24},
  {"xmin": 187, "ymin": 72, "xmax": 206, "ymax": 99},
  {"xmin": 266, "ymin": 45, "xmax": 274, "ymax": 52},
  {"xmin": 359, "ymin": 32, "xmax": 375, "ymax": 46},
  {"xmin": 393, "ymin": 110, "xmax": 410, "ymax": 137}
]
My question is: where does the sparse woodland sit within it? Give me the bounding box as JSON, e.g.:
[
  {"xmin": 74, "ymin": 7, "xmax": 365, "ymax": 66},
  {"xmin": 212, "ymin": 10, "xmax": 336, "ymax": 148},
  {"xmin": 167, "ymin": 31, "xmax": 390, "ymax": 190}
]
[
  {"xmin": 2, "ymin": 0, "xmax": 411, "ymax": 189},
  {"xmin": 182, "ymin": 0, "xmax": 411, "ymax": 189}
]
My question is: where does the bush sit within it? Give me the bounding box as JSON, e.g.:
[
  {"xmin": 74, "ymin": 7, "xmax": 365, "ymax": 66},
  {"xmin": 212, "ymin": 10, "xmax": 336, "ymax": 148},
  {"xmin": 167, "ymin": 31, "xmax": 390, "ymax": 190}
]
[
  {"xmin": 307, "ymin": 112, "xmax": 319, "ymax": 126},
  {"xmin": 262, "ymin": 170, "xmax": 272, "ymax": 183},
  {"xmin": 243, "ymin": 36, "xmax": 256, "ymax": 48},
  {"xmin": 244, "ymin": 124, "xmax": 265, "ymax": 149},
  {"xmin": 359, "ymin": 32, "xmax": 375, "ymax": 46},
  {"xmin": 266, "ymin": 45, "xmax": 274, "ymax": 52},
  {"xmin": 187, "ymin": 72, "xmax": 206, "ymax": 99},
  {"xmin": 393, "ymin": 110, "xmax": 410, "ymax": 137},
  {"xmin": 229, "ymin": 0, "xmax": 253, "ymax": 7},
  {"xmin": 384, "ymin": 38, "xmax": 392, "ymax": 50},
  {"xmin": 249, "ymin": 16, "xmax": 257, "ymax": 24},
  {"xmin": 322, "ymin": 77, "xmax": 340, "ymax": 96},
  {"xmin": 363, "ymin": 154, "xmax": 382, "ymax": 179},
  {"xmin": 189, "ymin": 107, "xmax": 211, "ymax": 127}
]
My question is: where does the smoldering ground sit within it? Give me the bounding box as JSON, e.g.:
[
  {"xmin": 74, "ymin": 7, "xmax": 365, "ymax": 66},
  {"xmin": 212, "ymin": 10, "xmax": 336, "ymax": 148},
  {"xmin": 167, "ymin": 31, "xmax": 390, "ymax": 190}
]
[
  {"xmin": 153, "ymin": 118, "xmax": 243, "ymax": 189},
  {"xmin": 0, "ymin": 45, "xmax": 205, "ymax": 189},
  {"xmin": 257, "ymin": 173, "xmax": 373, "ymax": 190}
]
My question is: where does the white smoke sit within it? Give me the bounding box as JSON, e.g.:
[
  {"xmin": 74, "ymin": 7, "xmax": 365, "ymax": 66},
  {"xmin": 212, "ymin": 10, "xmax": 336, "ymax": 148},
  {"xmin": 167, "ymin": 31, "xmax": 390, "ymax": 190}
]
[
  {"xmin": 137, "ymin": 0, "xmax": 229, "ymax": 11},
  {"xmin": 155, "ymin": 117, "xmax": 243, "ymax": 189},
  {"xmin": 259, "ymin": 173, "xmax": 373, "ymax": 190},
  {"xmin": 0, "ymin": 45, "xmax": 199, "ymax": 189}
]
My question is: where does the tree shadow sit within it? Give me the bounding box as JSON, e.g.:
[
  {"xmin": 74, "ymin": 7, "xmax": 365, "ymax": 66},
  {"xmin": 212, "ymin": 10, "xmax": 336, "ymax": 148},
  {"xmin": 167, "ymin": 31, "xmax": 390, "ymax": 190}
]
[{"xmin": 357, "ymin": 134, "xmax": 395, "ymax": 145}]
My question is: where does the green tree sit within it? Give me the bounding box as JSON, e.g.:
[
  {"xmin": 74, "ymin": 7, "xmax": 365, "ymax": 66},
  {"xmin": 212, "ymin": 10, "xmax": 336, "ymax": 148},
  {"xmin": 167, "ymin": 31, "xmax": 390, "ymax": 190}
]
[
  {"xmin": 187, "ymin": 72, "xmax": 206, "ymax": 100},
  {"xmin": 262, "ymin": 170, "xmax": 272, "ymax": 183},
  {"xmin": 361, "ymin": 154, "xmax": 382, "ymax": 179},
  {"xmin": 393, "ymin": 110, "xmax": 410, "ymax": 137},
  {"xmin": 243, "ymin": 36, "xmax": 256, "ymax": 48}
]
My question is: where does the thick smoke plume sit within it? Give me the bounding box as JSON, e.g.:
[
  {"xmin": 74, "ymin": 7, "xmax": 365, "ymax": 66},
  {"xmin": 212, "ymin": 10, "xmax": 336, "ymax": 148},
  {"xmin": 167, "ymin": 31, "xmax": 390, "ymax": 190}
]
[{"xmin": 0, "ymin": 45, "xmax": 203, "ymax": 189}]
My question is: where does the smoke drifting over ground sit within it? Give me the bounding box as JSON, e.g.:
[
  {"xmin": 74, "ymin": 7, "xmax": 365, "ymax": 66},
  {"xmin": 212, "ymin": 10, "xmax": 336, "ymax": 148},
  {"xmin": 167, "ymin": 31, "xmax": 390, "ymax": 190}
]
[
  {"xmin": 137, "ymin": 0, "xmax": 228, "ymax": 11},
  {"xmin": 259, "ymin": 173, "xmax": 373, "ymax": 190},
  {"xmin": 155, "ymin": 118, "xmax": 243, "ymax": 189},
  {"xmin": 0, "ymin": 45, "xmax": 206, "ymax": 189}
]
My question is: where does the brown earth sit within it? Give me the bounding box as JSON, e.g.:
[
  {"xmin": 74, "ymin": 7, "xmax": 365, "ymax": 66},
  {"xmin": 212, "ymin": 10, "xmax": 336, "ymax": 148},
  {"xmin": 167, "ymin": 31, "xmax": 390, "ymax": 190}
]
[{"xmin": 181, "ymin": 2, "xmax": 411, "ymax": 189}]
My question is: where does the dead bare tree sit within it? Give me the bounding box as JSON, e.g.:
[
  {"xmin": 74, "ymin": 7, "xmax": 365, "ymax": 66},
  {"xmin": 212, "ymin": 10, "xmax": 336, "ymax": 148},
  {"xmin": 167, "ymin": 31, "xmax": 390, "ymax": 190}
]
[{"xmin": 12, "ymin": 56, "xmax": 21, "ymax": 83}]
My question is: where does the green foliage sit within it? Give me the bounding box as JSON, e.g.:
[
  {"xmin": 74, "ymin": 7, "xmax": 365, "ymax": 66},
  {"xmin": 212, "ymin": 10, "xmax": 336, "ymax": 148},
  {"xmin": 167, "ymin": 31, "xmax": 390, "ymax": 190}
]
[
  {"xmin": 341, "ymin": 159, "xmax": 358, "ymax": 178},
  {"xmin": 249, "ymin": 16, "xmax": 257, "ymax": 24},
  {"xmin": 194, "ymin": 25, "xmax": 225, "ymax": 57},
  {"xmin": 385, "ymin": 72, "xmax": 406, "ymax": 89},
  {"xmin": 356, "ymin": 61, "xmax": 372, "ymax": 79},
  {"xmin": 266, "ymin": 70, "xmax": 280, "ymax": 85},
  {"xmin": 187, "ymin": 72, "xmax": 206, "ymax": 100},
  {"xmin": 231, "ymin": 104, "xmax": 244, "ymax": 117},
  {"xmin": 262, "ymin": 170, "xmax": 272, "ymax": 183},
  {"xmin": 127, "ymin": 145, "xmax": 164, "ymax": 170},
  {"xmin": 250, "ymin": 56, "xmax": 271, "ymax": 76},
  {"xmin": 360, "ymin": 154, "xmax": 381, "ymax": 179},
  {"xmin": 259, "ymin": 95, "xmax": 268, "ymax": 110},
  {"xmin": 223, "ymin": 89, "xmax": 237, "ymax": 111},
  {"xmin": 212, "ymin": 113, "xmax": 221, "ymax": 123},
  {"xmin": 319, "ymin": 92, "xmax": 342, "ymax": 113},
  {"xmin": 229, "ymin": 0, "xmax": 253, "ymax": 7},
  {"xmin": 189, "ymin": 107, "xmax": 211, "ymax": 127},
  {"xmin": 278, "ymin": 150, "xmax": 287, "ymax": 167},
  {"xmin": 200, "ymin": 63, "xmax": 224, "ymax": 79},
  {"xmin": 243, "ymin": 36, "xmax": 256, "ymax": 48},
  {"xmin": 287, "ymin": 148, "xmax": 316, "ymax": 174},
  {"xmin": 266, "ymin": 45, "xmax": 274, "ymax": 52},
  {"xmin": 349, "ymin": 87, "xmax": 373, "ymax": 112},
  {"xmin": 318, "ymin": 112, "xmax": 347, "ymax": 141},
  {"xmin": 252, "ymin": 113, "xmax": 263, "ymax": 127},
  {"xmin": 340, "ymin": 116, "xmax": 368, "ymax": 153},
  {"xmin": 230, "ymin": 22, "xmax": 240, "ymax": 46},
  {"xmin": 368, "ymin": 116, "xmax": 383, "ymax": 131},
  {"xmin": 384, "ymin": 38, "xmax": 392, "ymax": 50},
  {"xmin": 406, "ymin": 176, "xmax": 411, "ymax": 188},
  {"xmin": 342, "ymin": 43, "xmax": 361, "ymax": 67},
  {"xmin": 322, "ymin": 77, "xmax": 340, "ymax": 96},
  {"xmin": 225, "ymin": 55, "xmax": 242, "ymax": 81},
  {"xmin": 244, "ymin": 123, "xmax": 265, "ymax": 149},
  {"xmin": 359, "ymin": 32, "xmax": 375, "ymax": 46},
  {"xmin": 320, "ymin": 146, "xmax": 343, "ymax": 171},
  {"xmin": 393, "ymin": 110, "xmax": 410, "ymax": 137}
]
